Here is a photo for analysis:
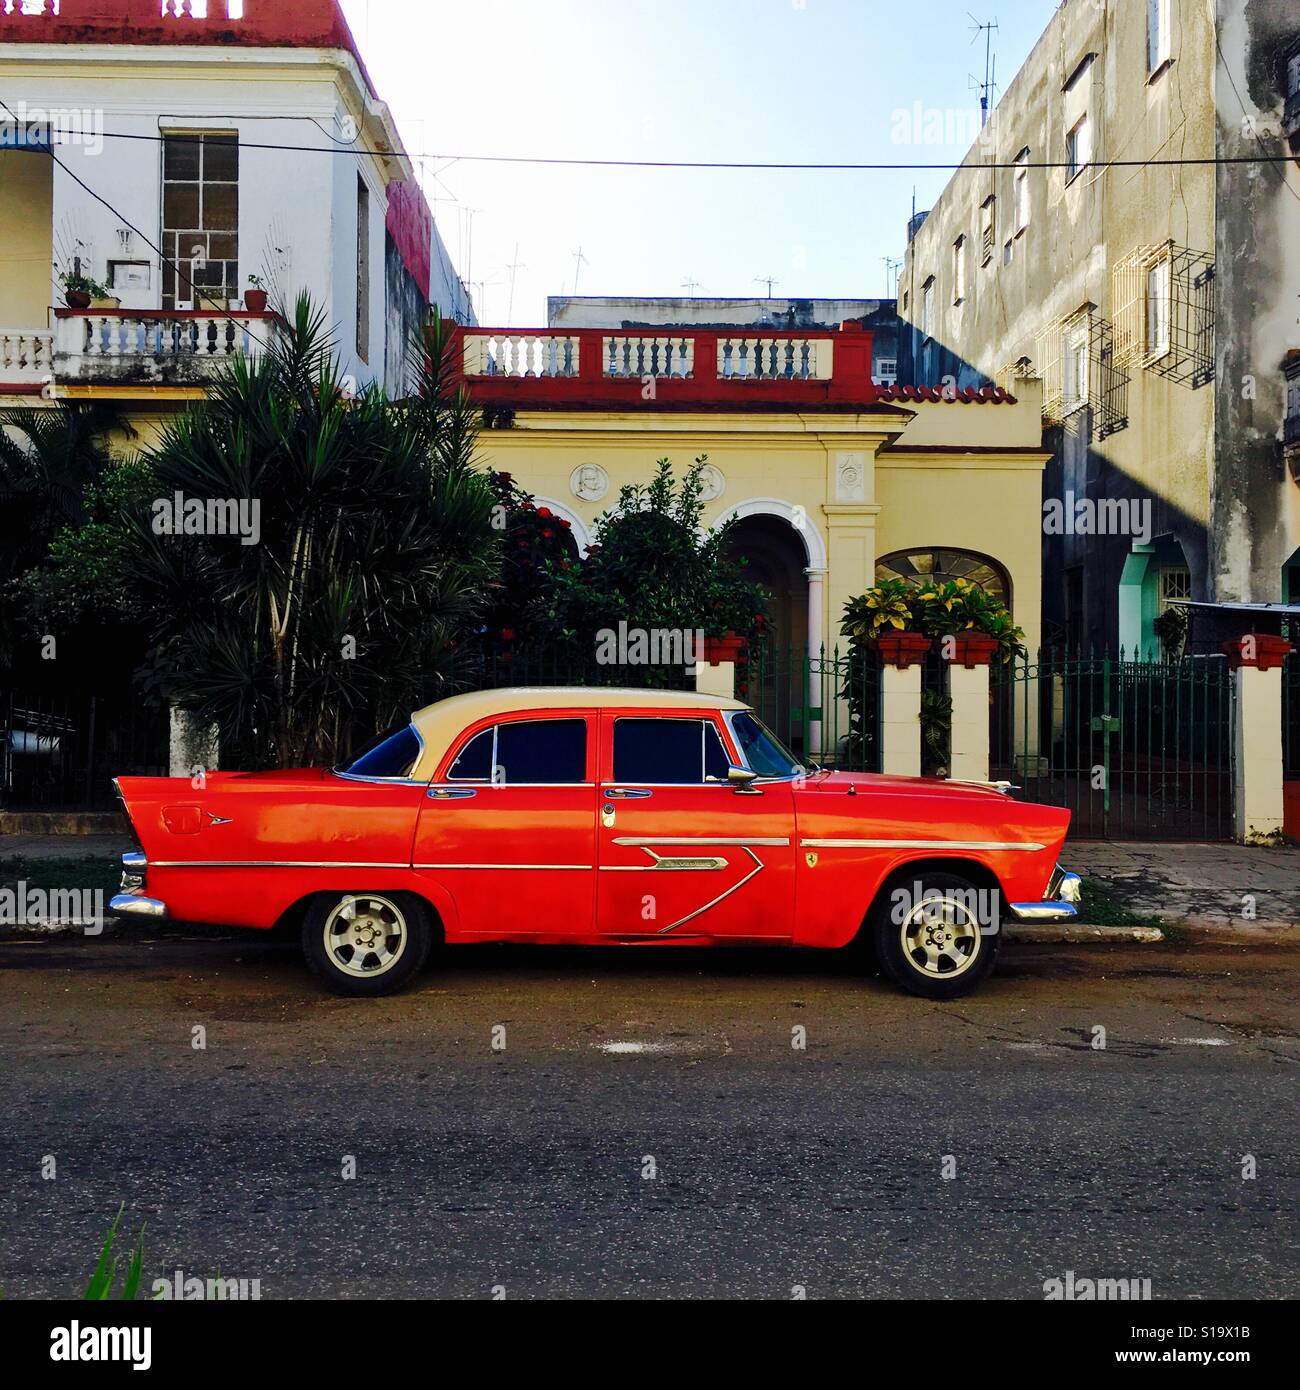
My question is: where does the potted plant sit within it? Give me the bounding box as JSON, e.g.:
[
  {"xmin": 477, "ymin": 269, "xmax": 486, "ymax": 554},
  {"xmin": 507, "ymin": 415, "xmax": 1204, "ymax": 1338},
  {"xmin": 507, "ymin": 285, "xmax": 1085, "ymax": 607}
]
[
  {"xmin": 842, "ymin": 578, "xmax": 931, "ymax": 666},
  {"xmin": 243, "ymin": 274, "xmax": 269, "ymax": 313},
  {"xmin": 59, "ymin": 269, "xmax": 109, "ymax": 310},
  {"xmin": 919, "ymin": 578, "xmax": 1025, "ymax": 664},
  {"xmin": 700, "ymin": 631, "xmax": 746, "ymax": 664},
  {"xmin": 1152, "ymin": 606, "xmax": 1187, "ymax": 660}
]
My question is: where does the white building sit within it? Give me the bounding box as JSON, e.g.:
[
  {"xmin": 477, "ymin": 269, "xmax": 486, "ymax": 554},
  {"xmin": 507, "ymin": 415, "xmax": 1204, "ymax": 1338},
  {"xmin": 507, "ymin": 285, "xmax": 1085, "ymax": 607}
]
[{"xmin": 0, "ymin": 0, "xmax": 469, "ymax": 417}]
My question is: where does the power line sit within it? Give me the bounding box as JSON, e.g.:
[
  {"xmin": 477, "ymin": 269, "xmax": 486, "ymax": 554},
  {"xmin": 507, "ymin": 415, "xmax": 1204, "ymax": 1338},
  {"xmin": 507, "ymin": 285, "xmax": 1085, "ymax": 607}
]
[{"xmin": 1, "ymin": 120, "xmax": 1290, "ymax": 171}]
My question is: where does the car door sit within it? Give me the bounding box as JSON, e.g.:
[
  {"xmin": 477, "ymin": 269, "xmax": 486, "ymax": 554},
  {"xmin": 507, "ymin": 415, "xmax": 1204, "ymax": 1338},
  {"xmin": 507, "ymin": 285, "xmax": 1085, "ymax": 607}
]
[
  {"xmin": 412, "ymin": 711, "xmax": 597, "ymax": 938},
  {"xmin": 595, "ymin": 711, "xmax": 795, "ymax": 940}
]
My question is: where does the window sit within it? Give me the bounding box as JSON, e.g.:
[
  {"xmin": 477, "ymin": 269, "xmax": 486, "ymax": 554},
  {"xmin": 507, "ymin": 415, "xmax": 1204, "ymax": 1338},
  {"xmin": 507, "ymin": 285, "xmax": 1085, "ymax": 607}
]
[
  {"xmin": 1147, "ymin": 0, "xmax": 1171, "ymax": 77},
  {"xmin": 356, "ymin": 175, "xmax": 370, "ymax": 363},
  {"xmin": 613, "ymin": 718, "xmax": 731, "ymax": 784},
  {"xmin": 161, "ymin": 133, "xmax": 238, "ymax": 309},
  {"xmin": 952, "ymin": 235, "xmax": 967, "ymax": 304},
  {"xmin": 920, "ymin": 276, "xmax": 935, "ymax": 337},
  {"xmin": 1003, "ymin": 236, "xmax": 1014, "ymax": 267},
  {"xmin": 875, "ymin": 357, "xmax": 898, "ymax": 385},
  {"xmin": 339, "ymin": 724, "xmax": 421, "ymax": 779},
  {"xmin": 1013, "ymin": 149, "xmax": 1030, "ymax": 232},
  {"xmin": 980, "ymin": 196, "xmax": 996, "ymax": 265},
  {"xmin": 725, "ymin": 712, "xmax": 803, "ymax": 778},
  {"xmin": 1064, "ymin": 321, "xmax": 1089, "ymax": 412},
  {"xmin": 1158, "ymin": 567, "xmax": 1190, "ymax": 613},
  {"xmin": 1066, "ymin": 113, "xmax": 1091, "ymax": 180},
  {"xmin": 447, "ymin": 719, "xmax": 587, "ymax": 784},
  {"xmin": 1146, "ymin": 256, "xmax": 1171, "ymax": 356}
]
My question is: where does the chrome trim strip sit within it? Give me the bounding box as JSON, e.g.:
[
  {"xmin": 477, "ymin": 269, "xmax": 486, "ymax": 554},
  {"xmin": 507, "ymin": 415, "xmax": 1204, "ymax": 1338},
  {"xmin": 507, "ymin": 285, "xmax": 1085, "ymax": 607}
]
[
  {"xmin": 659, "ymin": 847, "xmax": 764, "ymax": 934},
  {"xmin": 415, "ymin": 863, "xmax": 592, "ymax": 871},
  {"xmin": 612, "ymin": 836, "xmax": 790, "ymax": 847},
  {"xmin": 150, "ymin": 860, "xmax": 410, "ymax": 869},
  {"xmin": 600, "ymin": 847, "xmax": 727, "ymax": 871},
  {"xmin": 109, "ymin": 894, "xmax": 168, "ymax": 920},
  {"xmin": 798, "ymin": 838, "xmax": 1045, "ymax": 852}
]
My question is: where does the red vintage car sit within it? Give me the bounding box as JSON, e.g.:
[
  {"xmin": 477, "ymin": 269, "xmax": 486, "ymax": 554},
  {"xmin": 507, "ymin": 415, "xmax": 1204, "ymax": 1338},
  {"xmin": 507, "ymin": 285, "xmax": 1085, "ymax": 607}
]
[{"xmin": 111, "ymin": 688, "xmax": 1079, "ymax": 999}]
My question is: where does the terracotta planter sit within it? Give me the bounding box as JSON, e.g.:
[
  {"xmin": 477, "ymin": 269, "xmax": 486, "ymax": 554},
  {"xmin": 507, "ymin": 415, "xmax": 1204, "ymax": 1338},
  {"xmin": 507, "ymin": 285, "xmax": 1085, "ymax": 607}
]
[
  {"xmin": 243, "ymin": 289, "xmax": 269, "ymax": 312},
  {"xmin": 945, "ymin": 632, "xmax": 1000, "ymax": 667},
  {"xmin": 700, "ymin": 632, "xmax": 745, "ymax": 665},
  {"xmin": 64, "ymin": 289, "xmax": 91, "ymax": 309},
  {"xmin": 871, "ymin": 631, "xmax": 932, "ymax": 668},
  {"xmin": 1220, "ymin": 633, "xmax": 1293, "ymax": 671},
  {"xmin": 89, "ymin": 295, "xmax": 120, "ymax": 309}
]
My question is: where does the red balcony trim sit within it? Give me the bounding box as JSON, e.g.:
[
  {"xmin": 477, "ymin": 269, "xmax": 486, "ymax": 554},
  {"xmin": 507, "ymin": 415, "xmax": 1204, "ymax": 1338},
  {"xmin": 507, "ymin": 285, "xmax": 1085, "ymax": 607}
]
[{"xmin": 53, "ymin": 309, "xmax": 283, "ymax": 320}]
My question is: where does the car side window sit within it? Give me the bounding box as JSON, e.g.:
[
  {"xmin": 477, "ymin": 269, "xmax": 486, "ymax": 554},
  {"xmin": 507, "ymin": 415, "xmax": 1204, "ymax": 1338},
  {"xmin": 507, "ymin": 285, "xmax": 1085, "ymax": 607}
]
[
  {"xmin": 447, "ymin": 718, "xmax": 587, "ymax": 784},
  {"xmin": 613, "ymin": 718, "xmax": 731, "ymax": 784}
]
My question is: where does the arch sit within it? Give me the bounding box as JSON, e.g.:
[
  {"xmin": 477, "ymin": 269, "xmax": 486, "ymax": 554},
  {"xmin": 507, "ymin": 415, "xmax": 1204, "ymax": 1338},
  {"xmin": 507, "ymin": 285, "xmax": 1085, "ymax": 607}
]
[
  {"xmin": 713, "ymin": 495, "xmax": 829, "ymax": 571},
  {"xmin": 530, "ymin": 496, "xmax": 592, "ymax": 558},
  {"xmin": 875, "ymin": 546, "xmax": 1012, "ymax": 606}
]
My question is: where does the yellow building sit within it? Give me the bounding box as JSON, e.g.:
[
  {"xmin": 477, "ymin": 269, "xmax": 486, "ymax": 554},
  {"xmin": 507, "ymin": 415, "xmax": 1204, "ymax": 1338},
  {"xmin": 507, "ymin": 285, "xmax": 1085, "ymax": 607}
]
[{"xmin": 456, "ymin": 323, "xmax": 1050, "ymax": 661}]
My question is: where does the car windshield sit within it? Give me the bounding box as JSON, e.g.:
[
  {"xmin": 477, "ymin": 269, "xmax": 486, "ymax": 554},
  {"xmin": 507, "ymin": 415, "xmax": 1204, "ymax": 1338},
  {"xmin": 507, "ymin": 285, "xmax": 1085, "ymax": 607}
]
[
  {"xmin": 336, "ymin": 723, "xmax": 421, "ymax": 779},
  {"xmin": 726, "ymin": 711, "xmax": 805, "ymax": 778}
]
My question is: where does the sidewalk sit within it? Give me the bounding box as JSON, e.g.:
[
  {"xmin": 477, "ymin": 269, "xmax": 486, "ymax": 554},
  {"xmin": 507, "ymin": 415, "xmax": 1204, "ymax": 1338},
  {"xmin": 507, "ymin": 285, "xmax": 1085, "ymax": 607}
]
[
  {"xmin": 1066, "ymin": 840, "xmax": 1300, "ymax": 930},
  {"xmin": 2, "ymin": 834, "xmax": 1297, "ymax": 930}
]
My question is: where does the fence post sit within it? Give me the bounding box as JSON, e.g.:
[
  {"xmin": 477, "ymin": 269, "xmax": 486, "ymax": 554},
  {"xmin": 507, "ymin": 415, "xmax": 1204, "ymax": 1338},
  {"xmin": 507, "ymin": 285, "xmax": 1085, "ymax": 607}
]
[
  {"xmin": 880, "ymin": 661, "xmax": 923, "ymax": 776},
  {"xmin": 1228, "ymin": 634, "xmax": 1291, "ymax": 843},
  {"xmin": 948, "ymin": 662, "xmax": 990, "ymax": 780}
]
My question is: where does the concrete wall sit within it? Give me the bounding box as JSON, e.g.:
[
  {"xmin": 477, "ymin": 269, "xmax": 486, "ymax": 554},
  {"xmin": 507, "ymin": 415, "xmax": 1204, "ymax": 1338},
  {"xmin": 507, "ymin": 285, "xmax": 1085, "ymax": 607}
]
[
  {"xmin": 0, "ymin": 149, "xmax": 52, "ymax": 328},
  {"xmin": 1213, "ymin": 0, "xmax": 1300, "ymax": 601},
  {"xmin": 897, "ymin": 0, "xmax": 1221, "ymax": 650}
]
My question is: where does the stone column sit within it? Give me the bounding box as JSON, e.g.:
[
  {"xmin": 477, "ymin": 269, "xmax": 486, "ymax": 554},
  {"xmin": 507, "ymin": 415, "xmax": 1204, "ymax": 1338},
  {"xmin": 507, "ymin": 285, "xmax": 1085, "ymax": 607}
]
[
  {"xmin": 948, "ymin": 662, "xmax": 991, "ymax": 781},
  {"xmin": 880, "ymin": 662, "xmax": 922, "ymax": 776},
  {"xmin": 804, "ymin": 565, "xmax": 827, "ymax": 757},
  {"xmin": 695, "ymin": 660, "xmax": 736, "ymax": 700},
  {"xmin": 169, "ymin": 707, "xmax": 219, "ymax": 781},
  {"xmin": 1229, "ymin": 637, "xmax": 1289, "ymax": 843}
]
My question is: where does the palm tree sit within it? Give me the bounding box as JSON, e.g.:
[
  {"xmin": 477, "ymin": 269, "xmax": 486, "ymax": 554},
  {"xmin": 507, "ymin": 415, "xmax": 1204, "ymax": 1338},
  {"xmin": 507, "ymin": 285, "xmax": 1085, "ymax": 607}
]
[{"xmin": 132, "ymin": 295, "xmax": 499, "ymax": 769}]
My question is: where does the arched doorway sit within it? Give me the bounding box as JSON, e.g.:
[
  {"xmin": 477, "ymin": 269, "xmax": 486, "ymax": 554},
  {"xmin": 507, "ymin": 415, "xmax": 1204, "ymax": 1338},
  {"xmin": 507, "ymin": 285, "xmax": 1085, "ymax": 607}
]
[
  {"xmin": 723, "ymin": 513, "xmax": 810, "ymax": 655},
  {"xmin": 875, "ymin": 547, "xmax": 1011, "ymax": 605}
]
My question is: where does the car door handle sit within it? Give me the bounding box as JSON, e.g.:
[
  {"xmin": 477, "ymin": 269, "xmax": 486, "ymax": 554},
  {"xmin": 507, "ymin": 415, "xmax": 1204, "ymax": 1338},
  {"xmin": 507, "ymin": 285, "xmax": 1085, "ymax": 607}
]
[
  {"xmin": 426, "ymin": 786, "xmax": 477, "ymax": 799},
  {"xmin": 605, "ymin": 787, "xmax": 652, "ymax": 799}
]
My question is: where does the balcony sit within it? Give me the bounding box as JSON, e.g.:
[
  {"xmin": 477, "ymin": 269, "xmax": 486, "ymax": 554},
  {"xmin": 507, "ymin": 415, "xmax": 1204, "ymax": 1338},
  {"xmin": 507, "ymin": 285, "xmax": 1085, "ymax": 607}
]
[
  {"xmin": 0, "ymin": 328, "xmax": 54, "ymax": 390},
  {"xmin": 50, "ymin": 310, "xmax": 281, "ymax": 388},
  {"xmin": 450, "ymin": 323, "xmax": 888, "ymax": 411}
]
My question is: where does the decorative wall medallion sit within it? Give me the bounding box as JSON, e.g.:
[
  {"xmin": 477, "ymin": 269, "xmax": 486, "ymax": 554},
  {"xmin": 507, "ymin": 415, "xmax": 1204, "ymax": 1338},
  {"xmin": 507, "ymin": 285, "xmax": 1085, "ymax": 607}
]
[
  {"xmin": 698, "ymin": 463, "xmax": 725, "ymax": 501},
  {"xmin": 835, "ymin": 451, "xmax": 866, "ymax": 503},
  {"xmin": 570, "ymin": 463, "xmax": 609, "ymax": 502}
]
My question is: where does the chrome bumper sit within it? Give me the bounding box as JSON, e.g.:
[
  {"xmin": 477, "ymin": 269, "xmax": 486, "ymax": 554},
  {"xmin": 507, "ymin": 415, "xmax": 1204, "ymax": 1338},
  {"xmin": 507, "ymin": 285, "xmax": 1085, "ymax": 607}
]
[
  {"xmin": 112, "ymin": 851, "xmax": 168, "ymax": 919},
  {"xmin": 109, "ymin": 893, "xmax": 169, "ymax": 920},
  {"xmin": 1009, "ymin": 866, "xmax": 1081, "ymax": 923}
]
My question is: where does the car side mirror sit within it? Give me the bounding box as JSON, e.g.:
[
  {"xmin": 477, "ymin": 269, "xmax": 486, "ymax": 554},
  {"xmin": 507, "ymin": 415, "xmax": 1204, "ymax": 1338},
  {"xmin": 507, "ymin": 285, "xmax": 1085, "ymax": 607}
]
[{"xmin": 727, "ymin": 765, "xmax": 761, "ymax": 793}]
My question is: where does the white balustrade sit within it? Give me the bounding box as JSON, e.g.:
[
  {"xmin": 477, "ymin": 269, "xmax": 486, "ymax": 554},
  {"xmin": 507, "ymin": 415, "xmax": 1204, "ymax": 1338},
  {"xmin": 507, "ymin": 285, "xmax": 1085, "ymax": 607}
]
[
  {"xmin": 464, "ymin": 333, "xmax": 579, "ymax": 379},
  {"xmin": 0, "ymin": 328, "xmax": 54, "ymax": 383},
  {"xmin": 603, "ymin": 335, "xmax": 694, "ymax": 379},
  {"xmin": 716, "ymin": 336, "xmax": 832, "ymax": 381},
  {"xmin": 52, "ymin": 312, "xmax": 275, "ymax": 381}
]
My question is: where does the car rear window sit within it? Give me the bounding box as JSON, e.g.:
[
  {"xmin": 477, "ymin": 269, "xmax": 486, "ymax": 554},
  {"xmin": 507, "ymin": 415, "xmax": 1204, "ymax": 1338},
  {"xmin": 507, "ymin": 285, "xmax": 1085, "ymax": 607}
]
[
  {"xmin": 448, "ymin": 719, "xmax": 587, "ymax": 785},
  {"xmin": 339, "ymin": 723, "xmax": 421, "ymax": 779}
]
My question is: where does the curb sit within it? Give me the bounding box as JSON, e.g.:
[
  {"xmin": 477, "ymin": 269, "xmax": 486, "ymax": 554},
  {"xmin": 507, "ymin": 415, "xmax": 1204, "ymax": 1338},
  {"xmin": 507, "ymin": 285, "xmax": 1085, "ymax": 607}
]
[
  {"xmin": 0, "ymin": 812, "xmax": 125, "ymax": 836},
  {"xmin": 1006, "ymin": 923, "xmax": 1165, "ymax": 944}
]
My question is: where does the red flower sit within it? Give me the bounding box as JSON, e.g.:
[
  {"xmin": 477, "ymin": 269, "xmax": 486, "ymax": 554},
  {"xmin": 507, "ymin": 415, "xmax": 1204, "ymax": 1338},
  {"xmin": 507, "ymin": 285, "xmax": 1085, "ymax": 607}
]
[
  {"xmin": 501, "ymin": 627, "xmax": 516, "ymax": 641},
  {"xmin": 542, "ymin": 528, "xmax": 553, "ymax": 539},
  {"xmin": 558, "ymin": 517, "xmax": 571, "ymax": 528},
  {"xmin": 537, "ymin": 507, "xmax": 552, "ymax": 519}
]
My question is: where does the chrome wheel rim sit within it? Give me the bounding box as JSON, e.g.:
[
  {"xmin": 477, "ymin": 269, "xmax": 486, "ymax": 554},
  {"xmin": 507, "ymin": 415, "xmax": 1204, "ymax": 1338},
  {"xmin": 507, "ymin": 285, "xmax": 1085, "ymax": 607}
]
[
  {"xmin": 323, "ymin": 894, "xmax": 408, "ymax": 979},
  {"xmin": 899, "ymin": 892, "xmax": 981, "ymax": 979}
]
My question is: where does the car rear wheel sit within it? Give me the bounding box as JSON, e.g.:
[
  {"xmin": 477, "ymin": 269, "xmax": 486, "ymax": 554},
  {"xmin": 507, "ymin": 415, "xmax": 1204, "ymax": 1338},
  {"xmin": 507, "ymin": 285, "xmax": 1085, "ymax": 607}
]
[
  {"xmin": 302, "ymin": 891, "xmax": 432, "ymax": 997},
  {"xmin": 872, "ymin": 870, "xmax": 999, "ymax": 1000}
]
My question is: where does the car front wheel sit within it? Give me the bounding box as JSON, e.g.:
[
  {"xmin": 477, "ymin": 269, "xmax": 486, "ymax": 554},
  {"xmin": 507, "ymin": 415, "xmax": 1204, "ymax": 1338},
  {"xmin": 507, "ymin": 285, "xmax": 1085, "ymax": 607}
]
[
  {"xmin": 872, "ymin": 870, "xmax": 999, "ymax": 1000},
  {"xmin": 302, "ymin": 891, "xmax": 433, "ymax": 997}
]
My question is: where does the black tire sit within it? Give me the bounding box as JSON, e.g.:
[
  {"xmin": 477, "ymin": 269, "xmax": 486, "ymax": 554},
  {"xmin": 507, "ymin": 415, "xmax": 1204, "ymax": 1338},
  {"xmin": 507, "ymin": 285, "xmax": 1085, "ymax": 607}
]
[
  {"xmin": 871, "ymin": 870, "xmax": 1000, "ymax": 1000},
  {"xmin": 301, "ymin": 891, "xmax": 433, "ymax": 997}
]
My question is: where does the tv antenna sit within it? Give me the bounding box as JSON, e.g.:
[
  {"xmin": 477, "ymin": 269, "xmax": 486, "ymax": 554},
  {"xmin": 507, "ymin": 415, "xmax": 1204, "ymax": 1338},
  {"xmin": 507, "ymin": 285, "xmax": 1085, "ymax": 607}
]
[
  {"xmin": 505, "ymin": 242, "xmax": 525, "ymax": 324},
  {"xmin": 882, "ymin": 256, "xmax": 903, "ymax": 298},
  {"xmin": 968, "ymin": 14, "xmax": 999, "ymax": 127},
  {"xmin": 754, "ymin": 274, "xmax": 779, "ymax": 298},
  {"xmin": 570, "ymin": 245, "xmax": 588, "ymax": 296},
  {"xmin": 681, "ymin": 277, "xmax": 701, "ymax": 295}
]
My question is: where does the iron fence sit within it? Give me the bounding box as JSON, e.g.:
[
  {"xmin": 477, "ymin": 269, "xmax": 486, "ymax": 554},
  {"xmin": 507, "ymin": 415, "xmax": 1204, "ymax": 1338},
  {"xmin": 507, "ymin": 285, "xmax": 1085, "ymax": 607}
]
[
  {"xmin": 746, "ymin": 644, "xmax": 882, "ymax": 772},
  {"xmin": 991, "ymin": 649, "xmax": 1234, "ymax": 839},
  {"xmin": 1285, "ymin": 651, "xmax": 1300, "ymax": 780},
  {"xmin": 0, "ymin": 688, "xmax": 170, "ymax": 811}
]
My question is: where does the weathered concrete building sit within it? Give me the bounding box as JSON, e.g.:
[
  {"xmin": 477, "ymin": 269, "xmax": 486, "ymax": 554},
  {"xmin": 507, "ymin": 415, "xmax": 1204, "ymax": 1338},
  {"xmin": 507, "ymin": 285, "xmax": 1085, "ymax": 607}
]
[
  {"xmin": 0, "ymin": 0, "xmax": 470, "ymax": 434},
  {"xmin": 897, "ymin": 0, "xmax": 1300, "ymax": 653}
]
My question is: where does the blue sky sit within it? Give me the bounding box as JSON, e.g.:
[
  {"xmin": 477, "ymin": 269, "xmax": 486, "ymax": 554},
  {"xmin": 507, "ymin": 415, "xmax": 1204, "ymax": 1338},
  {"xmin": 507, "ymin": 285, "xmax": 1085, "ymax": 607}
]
[{"xmin": 340, "ymin": 0, "xmax": 1055, "ymax": 325}]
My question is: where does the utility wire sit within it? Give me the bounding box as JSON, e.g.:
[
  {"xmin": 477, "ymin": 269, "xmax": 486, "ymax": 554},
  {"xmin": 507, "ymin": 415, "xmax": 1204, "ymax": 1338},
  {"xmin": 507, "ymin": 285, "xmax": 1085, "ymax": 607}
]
[{"xmin": 1, "ymin": 120, "xmax": 1291, "ymax": 170}]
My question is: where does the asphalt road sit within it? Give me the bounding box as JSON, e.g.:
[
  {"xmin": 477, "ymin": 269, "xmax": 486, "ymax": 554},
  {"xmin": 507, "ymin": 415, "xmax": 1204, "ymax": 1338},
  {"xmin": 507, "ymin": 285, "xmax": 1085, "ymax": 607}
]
[{"xmin": 0, "ymin": 928, "xmax": 1296, "ymax": 1300}]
